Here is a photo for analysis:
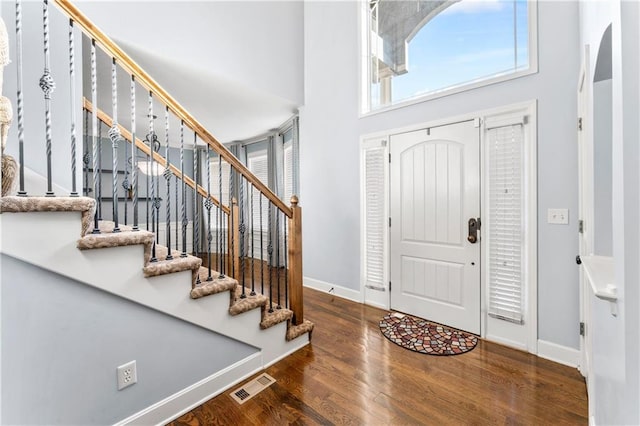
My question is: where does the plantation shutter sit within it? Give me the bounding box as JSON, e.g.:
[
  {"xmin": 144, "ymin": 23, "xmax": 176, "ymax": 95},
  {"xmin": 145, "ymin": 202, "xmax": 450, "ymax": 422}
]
[
  {"xmin": 362, "ymin": 139, "xmax": 387, "ymax": 291},
  {"xmin": 487, "ymin": 121, "xmax": 525, "ymax": 323}
]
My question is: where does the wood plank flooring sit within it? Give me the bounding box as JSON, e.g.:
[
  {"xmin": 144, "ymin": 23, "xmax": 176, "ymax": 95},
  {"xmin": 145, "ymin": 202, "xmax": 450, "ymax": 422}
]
[{"xmin": 169, "ymin": 287, "xmax": 588, "ymax": 425}]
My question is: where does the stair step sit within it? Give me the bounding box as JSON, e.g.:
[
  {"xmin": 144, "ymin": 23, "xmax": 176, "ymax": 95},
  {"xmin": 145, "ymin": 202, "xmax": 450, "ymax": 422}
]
[
  {"xmin": 190, "ymin": 268, "xmax": 237, "ymax": 299},
  {"xmin": 260, "ymin": 308, "xmax": 293, "ymax": 330},
  {"xmin": 229, "ymin": 287, "xmax": 268, "ymax": 316},
  {"xmin": 286, "ymin": 320, "xmax": 315, "ymax": 341},
  {"xmin": 143, "ymin": 250, "xmax": 202, "ymax": 278},
  {"xmin": 78, "ymin": 228, "xmax": 154, "ymax": 253},
  {"xmin": 0, "ymin": 195, "xmax": 95, "ymax": 236}
]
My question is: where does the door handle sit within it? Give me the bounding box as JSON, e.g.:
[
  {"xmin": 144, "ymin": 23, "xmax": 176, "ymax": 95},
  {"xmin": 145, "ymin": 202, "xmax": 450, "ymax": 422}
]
[{"xmin": 468, "ymin": 218, "xmax": 480, "ymax": 244}]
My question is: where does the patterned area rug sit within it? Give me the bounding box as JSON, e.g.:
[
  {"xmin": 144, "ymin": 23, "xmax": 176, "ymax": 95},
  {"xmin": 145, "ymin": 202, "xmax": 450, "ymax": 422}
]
[{"xmin": 379, "ymin": 312, "xmax": 478, "ymax": 356}]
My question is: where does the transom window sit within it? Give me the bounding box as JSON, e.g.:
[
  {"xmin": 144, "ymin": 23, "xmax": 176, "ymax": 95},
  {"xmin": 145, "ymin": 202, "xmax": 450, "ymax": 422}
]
[{"xmin": 365, "ymin": 0, "xmax": 536, "ymax": 112}]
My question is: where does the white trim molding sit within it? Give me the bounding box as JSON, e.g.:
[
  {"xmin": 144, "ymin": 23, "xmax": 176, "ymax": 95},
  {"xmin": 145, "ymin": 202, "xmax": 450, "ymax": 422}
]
[
  {"xmin": 537, "ymin": 340, "xmax": 581, "ymax": 368},
  {"xmin": 115, "ymin": 352, "xmax": 263, "ymax": 426},
  {"xmin": 304, "ymin": 277, "xmax": 363, "ymax": 303}
]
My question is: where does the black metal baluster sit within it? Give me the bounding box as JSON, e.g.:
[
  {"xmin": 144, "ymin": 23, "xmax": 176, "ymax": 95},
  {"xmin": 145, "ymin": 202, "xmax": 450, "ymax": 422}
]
[
  {"xmin": 239, "ymin": 176, "xmax": 246, "ymax": 298},
  {"xmin": 148, "ymin": 92, "xmax": 157, "ymax": 262},
  {"xmin": 205, "ymin": 145, "xmax": 213, "ymax": 281},
  {"xmin": 175, "ymin": 175, "xmax": 179, "ymax": 251},
  {"xmin": 218, "ymin": 155, "xmax": 225, "ymax": 279},
  {"xmin": 90, "ymin": 40, "xmax": 100, "ymax": 234},
  {"xmin": 229, "ymin": 166, "xmax": 235, "ymax": 278},
  {"xmin": 284, "ymin": 211, "xmax": 289, "ymax": 309},
  {"xmin": 276, "ymin": 202, "xmax": 281, "ymax": 309},
  {"xmin": 145, "ymin": 151, "xmax": 149, "ymax": 231},
  {"xmin": 16, "ymin": 0, "xmax": 26, "ymax": 196},
  {"xmin": 250, "ymin": 183, "xmax": 255, "ymax": 295},
  {"xmin": 180, "ymin": 121, "xmax": 187, "ymax": 257},
  {"xmin": 260, "ymin": 194, "xmax": 264, "ymax": 296},
  {"xmin": 97, "ymin": 120, "xmax": 102, "ymax": 220},
  {"xmin": 193, "ymin": 136, "xmax": 201, "ymax": 285},
  {"xmin": 122, "ymin": 158, "xmax": 128, "ymax": 226},
  {"xmin": 40, "ymin": 0, "xmax": 55, "ymax": 197},
  {"xmin": 214, "ymin": 160, "xmax": 220, "ymax": 275},
  {"xmin": 68, "ymin": 19, "xmax": 78, "ymax": 197},
  {"xmin": 131, "ymin": 76, "xmax": 139, "ymax": 231},
  {"xmin": 267, "ymin": 201, "xmax": 273, "ymax": 312},
  {"xmin": 192, "ymin": 135, "xmax": 199, "ymax": 258},
  {"xmin": 164, "ymin": 107, "xmax": 172, "ymax": 260},
  {"xmin": 222, "ymin": 209, "xmax": 227, "ymax": 276},
  {"xmin": 83, "ymin": 110, "xmax": 89, "ymax": 196},
  {"xmin": 109, "ymin": 58, "xmax": 121, "ymax": 232}
]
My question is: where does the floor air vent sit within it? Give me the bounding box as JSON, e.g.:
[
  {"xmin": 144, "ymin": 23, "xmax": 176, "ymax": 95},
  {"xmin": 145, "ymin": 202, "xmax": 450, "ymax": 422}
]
[{"xmin": 230, "ymin": 373, "xmax": 276, "ymax": 404}]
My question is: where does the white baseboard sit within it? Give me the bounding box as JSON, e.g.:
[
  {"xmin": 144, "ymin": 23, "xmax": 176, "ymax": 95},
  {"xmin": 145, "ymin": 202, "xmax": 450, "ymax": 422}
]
[
  {"xmin": 304, "ymin": 276, "xmax": 362, "ymax": 303},
  {"xmin": 116, "ymin": 352, "xmax": 263, "ymax": 426},
  {"xmin": 537, "ymin": 339, "xmax": 580, "ymax": 368},
  {"xmin": 364, "ymin": 299, "xmax": 388, "ymax": 310}
]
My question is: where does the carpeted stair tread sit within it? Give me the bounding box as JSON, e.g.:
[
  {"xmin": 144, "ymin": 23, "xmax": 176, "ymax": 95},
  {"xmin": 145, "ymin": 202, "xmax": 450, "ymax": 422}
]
[
  {"xmin": 1, "ymin": 195, "xmax": 95, "ymax": 236},
  {"xmin": 190, "ymin": 269, "xmax": 237, "ymax": 299},
  {"xmin": 260, "ymin": 307, "xmax": 293, "ymax": 330},
  {"xmin": 143, "ymin": 245, "xmax": 202, "ymax": 278},
  {"xmin": 286, "ymin": 319, "xmax": 315, "ymax": 341},
  {"xmin": 78, "ymin": 228, "xmax": 154, "ymax": 253},
  {"xmin": 96, "ymin": 220, "xmax": 138, "ymax": 233},
  {"xmin": 229, "ymin": 287, "xmax": 268, "ymax": 316}
]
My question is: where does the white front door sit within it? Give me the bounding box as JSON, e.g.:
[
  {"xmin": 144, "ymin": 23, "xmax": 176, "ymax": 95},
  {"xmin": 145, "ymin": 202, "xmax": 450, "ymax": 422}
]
[{"xmin": 390, "ymin": 120, "xmax": 481, "ymax": 334}]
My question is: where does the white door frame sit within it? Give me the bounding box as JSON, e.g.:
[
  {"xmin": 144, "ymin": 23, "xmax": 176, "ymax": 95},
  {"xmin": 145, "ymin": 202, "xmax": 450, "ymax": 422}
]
[
  {"xmin": 577, "ymin": 43, "xmax": 594, "ymax": 404},
  {"xmin": 360, "ymin": 100, "xmax": 538, "ymax": 352}
]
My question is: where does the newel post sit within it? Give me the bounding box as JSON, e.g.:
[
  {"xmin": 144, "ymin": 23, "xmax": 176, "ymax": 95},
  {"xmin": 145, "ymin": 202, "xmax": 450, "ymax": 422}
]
[
  {"xmin": 231, "ymin": 197, "xmax": 240, "ymax": 280},
  {"xmin": 288, "ymin": 195, "xmax": 304, "ymax": 325}
]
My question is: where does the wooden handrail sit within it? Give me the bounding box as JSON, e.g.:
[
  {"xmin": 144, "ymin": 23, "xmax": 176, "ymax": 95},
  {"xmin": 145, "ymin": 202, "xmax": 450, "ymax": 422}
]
[
  {"xmin": 54, "ymin": 0, "xmax": 292, "ymax": 218},
  {"xmin": 83, "ymin": 98, "xmax": 229, "ymax": 215}
]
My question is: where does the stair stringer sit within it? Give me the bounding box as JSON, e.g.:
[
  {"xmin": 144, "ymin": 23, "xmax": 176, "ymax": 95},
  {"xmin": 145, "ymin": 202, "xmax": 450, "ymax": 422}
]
[{"xmin": 0, "ymin": 210, "xmax": 309, "ymax": 367}]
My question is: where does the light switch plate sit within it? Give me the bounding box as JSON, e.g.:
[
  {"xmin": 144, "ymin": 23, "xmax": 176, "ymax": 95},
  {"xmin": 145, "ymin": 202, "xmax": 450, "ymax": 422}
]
[{"xmin": 548, "ymin": 208, "xmax": 569, "ymax": 224}]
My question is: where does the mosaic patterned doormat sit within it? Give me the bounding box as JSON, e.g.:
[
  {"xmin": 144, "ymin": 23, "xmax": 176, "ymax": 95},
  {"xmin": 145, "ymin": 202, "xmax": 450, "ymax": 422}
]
[{"xmin": 379, "ymin": 312, "xmax": 478, "ymax": 356}]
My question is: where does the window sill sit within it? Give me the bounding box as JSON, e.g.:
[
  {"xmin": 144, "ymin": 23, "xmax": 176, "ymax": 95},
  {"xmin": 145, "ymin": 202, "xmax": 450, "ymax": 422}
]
[{"xmin": 360, "ymin": 67, "xmax": 538, "ymax": 119}]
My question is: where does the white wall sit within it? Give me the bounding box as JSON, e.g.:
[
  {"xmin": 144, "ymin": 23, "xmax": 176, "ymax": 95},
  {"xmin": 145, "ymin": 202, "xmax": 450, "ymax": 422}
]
[
  {"xmin": 579, "ymin": 0, "xmax": 640, "ymax": 424},
  {"xmin": 1, "ymin": 254, "xmax": 257, "ymax": 425},
  {"xmin": 301, "ymin": 1, "xmax": 581, "ymax": 349},
  {"xmin": 592, "ymin": 79, "xmax": 613, "ymax": 256}
]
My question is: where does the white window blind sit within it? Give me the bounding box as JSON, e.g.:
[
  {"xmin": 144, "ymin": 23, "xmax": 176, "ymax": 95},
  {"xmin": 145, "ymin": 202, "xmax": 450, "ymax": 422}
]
[
  {"xmin": 248, "ymin": 151, "xmax": 270, "ymax": 260},
  {"xmin": 209, "ymin": 156, "xmax": 231, "ymax": 207},
  {"xmin": 363, "ymin": 141, "xmax": 387, "ymax": 291},
  {"xmin": 487, "ymin": 124, "xmax": 525, "ymax": 323},
  {"xmin": 283, "ymin": 142, "xmax": 293, "ymax": 204}
]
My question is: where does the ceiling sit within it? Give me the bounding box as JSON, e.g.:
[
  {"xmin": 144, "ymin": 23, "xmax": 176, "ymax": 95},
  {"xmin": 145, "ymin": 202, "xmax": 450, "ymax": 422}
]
[{"xmin": 87, "ymin": 38, "xmax": 298, "ymax": 147}]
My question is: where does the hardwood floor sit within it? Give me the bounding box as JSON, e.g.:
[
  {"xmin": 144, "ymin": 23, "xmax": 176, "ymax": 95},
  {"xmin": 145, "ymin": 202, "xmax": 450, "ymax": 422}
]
[{"xmin": 169, "ymin": 287, "xmax": 588, "ymax": 425}]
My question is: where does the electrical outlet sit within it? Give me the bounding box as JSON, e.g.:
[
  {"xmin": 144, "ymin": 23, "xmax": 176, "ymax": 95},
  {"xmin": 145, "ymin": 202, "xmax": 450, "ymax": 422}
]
[
  {"xmin": 547, "ymin": 208, "xmax": 569, "ymax": 225},
  {"xmin": 117, "ymin": 360, "xmax": 137, "ymax": 390}
]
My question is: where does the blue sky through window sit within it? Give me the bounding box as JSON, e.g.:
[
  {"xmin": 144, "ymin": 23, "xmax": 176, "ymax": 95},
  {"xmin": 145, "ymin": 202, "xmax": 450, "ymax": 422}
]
[{"xmin": 372, "ymin": 0, "xmax": 530, "ymax": 108}]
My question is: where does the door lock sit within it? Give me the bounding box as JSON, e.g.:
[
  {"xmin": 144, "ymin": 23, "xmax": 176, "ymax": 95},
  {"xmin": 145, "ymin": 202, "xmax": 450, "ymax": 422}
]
[{"xmin": 468, "ymin": 218, "xmax": 480, "ymax": 244}]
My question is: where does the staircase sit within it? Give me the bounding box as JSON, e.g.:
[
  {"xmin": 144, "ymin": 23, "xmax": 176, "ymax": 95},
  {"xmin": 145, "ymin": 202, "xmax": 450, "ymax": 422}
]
[{"xmin": 0, "ymin": 1, "xmax": 312, "ymax": 424}]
